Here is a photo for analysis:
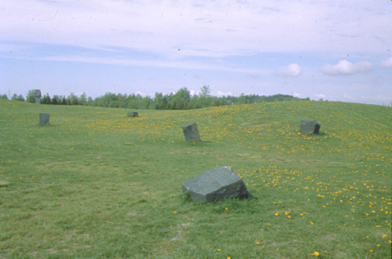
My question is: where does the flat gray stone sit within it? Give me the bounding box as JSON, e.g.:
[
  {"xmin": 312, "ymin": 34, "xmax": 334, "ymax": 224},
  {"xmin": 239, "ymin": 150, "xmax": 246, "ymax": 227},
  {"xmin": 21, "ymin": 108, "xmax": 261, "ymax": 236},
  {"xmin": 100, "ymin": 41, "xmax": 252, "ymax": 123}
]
[
  {"xmin": 182, "ymin": 166, "xmax": 249, "ymax": 203},
  {"xmin": 182, "ymin": 122, "xmax": 201, "ymax": 142},
  {"xmin": 127, "ymin": 112, "xmax": 138, "ymax": 117},
  {"xmin": 39, "ymin": 113, "xmax": 50, "ymax": 125},
  {"xmin": 300, "ymin": 120, "xmax": 320, "ymax": 135}
]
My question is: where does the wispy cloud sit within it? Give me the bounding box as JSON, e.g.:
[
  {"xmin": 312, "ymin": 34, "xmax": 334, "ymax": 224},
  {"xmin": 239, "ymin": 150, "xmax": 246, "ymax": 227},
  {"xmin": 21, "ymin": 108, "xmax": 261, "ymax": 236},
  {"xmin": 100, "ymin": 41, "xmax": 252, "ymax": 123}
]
[
  {"xmin": 1, "ymin": 0, "xmax": 390, "ymax": 57},
  {"xmin": 321, "ymin": 60, "xmax": 373, "ymax": 76},
  {"xmin": 343, "ymin": 93, "xmax": 356, "ymax": 101},
  {"xmin": 380, "ymin": 57, "xmax": 392, "ymax": 68},
  {"xmin": 316, "ymin": 93, "xmax": 326, "ymax": 99},
  {"xmin": 274, "ymin": 64, "xmax": 302, "ymax": 77}
]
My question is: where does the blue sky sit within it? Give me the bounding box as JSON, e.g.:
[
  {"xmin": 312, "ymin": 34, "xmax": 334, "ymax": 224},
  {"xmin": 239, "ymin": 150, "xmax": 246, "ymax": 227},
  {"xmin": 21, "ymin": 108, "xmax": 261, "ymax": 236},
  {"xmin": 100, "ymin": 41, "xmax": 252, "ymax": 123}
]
[{"xmin": 1, "ymin": 0, "xmax": 391, "ymax": 105}]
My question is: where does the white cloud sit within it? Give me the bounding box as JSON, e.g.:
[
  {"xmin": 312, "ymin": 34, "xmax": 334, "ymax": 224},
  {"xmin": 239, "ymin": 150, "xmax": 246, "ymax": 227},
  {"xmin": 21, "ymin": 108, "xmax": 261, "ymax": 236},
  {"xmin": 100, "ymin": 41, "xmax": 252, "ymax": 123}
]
[
  {"xmin": 321, "ymin": 60, "xmax": 373, "ymax": 75},
  {"xmin": 316, "ymin": 93, "xmax": 326, "ymax": 99},
  {"xmin": 293, "ymin": 93, "xmax": 300, "ymax": 97},
  {"xmin": 189, "ymin": 90, "xmax": 198, "ymax": 96},
  {"xmin": 216, "ymin": 91, "xmax": 233, "ymax": 96},
  {"xmin": 274, "ymin": 64, "xmax": 302, "ymax": 77},
  {"xmin": 343, "ymin": 94, "xmax": 356, "ymax": 101},
  {"xmin": 380, "ymin": 57, "xmax": 392, "ymax": 68}
]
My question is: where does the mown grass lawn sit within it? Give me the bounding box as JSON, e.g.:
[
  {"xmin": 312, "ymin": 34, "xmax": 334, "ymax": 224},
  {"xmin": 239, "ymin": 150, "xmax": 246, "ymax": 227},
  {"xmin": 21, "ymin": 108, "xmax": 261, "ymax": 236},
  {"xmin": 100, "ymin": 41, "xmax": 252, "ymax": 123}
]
[{"xmin": 0, "ymin": 99, "xmax": 391, "ymax": 258}]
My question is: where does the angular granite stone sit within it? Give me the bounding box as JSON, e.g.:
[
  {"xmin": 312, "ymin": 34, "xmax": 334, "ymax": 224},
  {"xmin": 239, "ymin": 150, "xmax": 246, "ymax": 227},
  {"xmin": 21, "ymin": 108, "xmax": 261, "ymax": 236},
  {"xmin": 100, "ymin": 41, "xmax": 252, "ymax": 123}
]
[
  {"xmin": 39, "ymin": 113, "xmax": 50, "ymax": 125},
  {"xmin": 182, "ymin": 166, "xmax": 249, "ymax": 203},
  {"xmin": 300, "ymin": 120, "xmax": 320, "ymax": 135},
  {"xmin": 181, "ymin": 122, "xmax": 201, "ymax": 142},
  {"xmin": 127, "ymin": 112, "xmax": 138, "ymax": 117}
]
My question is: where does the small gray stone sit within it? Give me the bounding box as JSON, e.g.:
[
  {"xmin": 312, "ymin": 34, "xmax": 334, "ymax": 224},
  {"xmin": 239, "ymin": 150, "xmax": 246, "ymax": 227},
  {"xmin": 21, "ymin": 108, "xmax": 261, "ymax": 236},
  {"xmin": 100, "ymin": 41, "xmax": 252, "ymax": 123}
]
[
  {"xmin": 300, "ymin": 120, "xmax": 320, "ymax": 135},
  {"xmin": 182, "ymin": 122, "xmax": 201, "ymax": 142},
  {"xmin": 127, "ymin": 112, "xmax": 138, "ymax": 117},
  {"xmin": 182, "ymin": 166, "xmax": 249, "ymax": 203},
  {"xmin": 39, "ymin": 113, "xmax": 50, "ymax": 125},
  {"xmin": 33, "ymin": 89, "xmax": 41, "ymax": 104}
]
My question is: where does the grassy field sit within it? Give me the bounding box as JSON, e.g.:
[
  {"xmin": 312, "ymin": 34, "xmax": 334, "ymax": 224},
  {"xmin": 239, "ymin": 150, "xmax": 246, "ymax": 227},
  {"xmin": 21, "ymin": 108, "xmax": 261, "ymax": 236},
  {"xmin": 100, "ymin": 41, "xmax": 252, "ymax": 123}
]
[{"xmin": 0, "ymin": 99, "xmax": 391, "ymax": 258}]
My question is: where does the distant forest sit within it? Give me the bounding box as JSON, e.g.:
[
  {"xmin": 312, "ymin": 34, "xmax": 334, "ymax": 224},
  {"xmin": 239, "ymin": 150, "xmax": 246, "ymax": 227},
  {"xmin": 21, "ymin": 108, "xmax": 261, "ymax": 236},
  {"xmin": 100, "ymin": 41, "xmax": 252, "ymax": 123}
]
[{"xmin": 1, "ymin": 85, "xmax": 310, "ymax": 110}]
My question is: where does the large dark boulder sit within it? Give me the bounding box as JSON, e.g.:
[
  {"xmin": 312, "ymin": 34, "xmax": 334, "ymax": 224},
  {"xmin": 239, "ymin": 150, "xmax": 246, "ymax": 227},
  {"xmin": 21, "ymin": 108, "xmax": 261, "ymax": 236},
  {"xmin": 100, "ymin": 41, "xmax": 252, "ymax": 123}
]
[
  {"xmin": 181, "ymin": 122, "xmax": 201, "ymax": 142},
  {"xmin": 182, "ymin": 166, "xmax": 249, "ymax": 203},
  {"xmin": 300, "ymin": 120, "xmax": 320, "ymax": 135}
]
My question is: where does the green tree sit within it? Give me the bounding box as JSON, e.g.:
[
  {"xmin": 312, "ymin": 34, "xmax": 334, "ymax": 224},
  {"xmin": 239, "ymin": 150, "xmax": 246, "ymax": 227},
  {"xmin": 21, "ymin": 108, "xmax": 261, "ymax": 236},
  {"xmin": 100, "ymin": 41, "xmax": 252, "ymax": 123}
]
[
  {"xmin": 79, "ymin": 92, "xmax": 87, "ymax": 106},
  {"xmin": 26, "ymin": 90, "xmax": 36, "ymax": 103},
  {"xmin": 200, "ymin": 85, "xmax": 210, "ymax": 97},
  {"xmin": 52, "ymin": 95, "xmax": 60, "ymax": 105},
  {"xmin": 238, "ymin": 93, "xmax": 247, "ymax": 104},
  {"xmin": 1, "ymin": 94, "xmax": 8, "ymax": 100},
  {"xmin": 61, "ymin": 96, "xmax": 67, "ymax": 105},
  {"xmin": 11, "ymin": 94, "xmax": 24, "ymax": 101},
  {"xmin": 41, "ymin": 93, "xmax": 51, "ymax": 104},
  {"xmin": 67, "ymin": 93, "xmax": 79, "ymax": 105}
]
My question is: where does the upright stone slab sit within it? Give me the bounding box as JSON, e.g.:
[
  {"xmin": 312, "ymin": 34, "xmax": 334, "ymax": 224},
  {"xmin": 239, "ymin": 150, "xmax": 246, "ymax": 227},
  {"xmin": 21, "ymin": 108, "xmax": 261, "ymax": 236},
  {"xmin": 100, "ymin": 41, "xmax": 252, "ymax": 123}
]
[
  {"xmin": 39, "ymin": 113, "xmax": 50, "ymax": 125},
  {"xmin": 182, "ymin": 166, "xmax": 249, "ymax": 203},
  {"xmin": 127, "ymin": 112, "xmax": 138, "ymax": 117},
  {"xmin": 33, "ymin": 89, "xmax": 41, "ymax": 104},
  {"xmin": 300, "ymin": 120, "xmax": 320, "ymax": 135},
  {"xmin": 182, "ymin": 122, "xmax": 201, "ymax": 142}
]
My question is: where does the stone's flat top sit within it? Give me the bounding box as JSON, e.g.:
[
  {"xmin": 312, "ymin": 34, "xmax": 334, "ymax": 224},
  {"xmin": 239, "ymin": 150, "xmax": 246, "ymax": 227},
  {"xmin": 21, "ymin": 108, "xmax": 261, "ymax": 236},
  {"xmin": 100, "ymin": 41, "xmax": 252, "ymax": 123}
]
[
  {"xmin": 183, "ymin": 166, "xmax": 242, "ymax": 196},
  {"xmin": 182, "ymin": 121, "xmax": 196, "ymax": 128},
  {"xmin": 127, "ymin": 112, "xmax": 138, "ymax": 116}
]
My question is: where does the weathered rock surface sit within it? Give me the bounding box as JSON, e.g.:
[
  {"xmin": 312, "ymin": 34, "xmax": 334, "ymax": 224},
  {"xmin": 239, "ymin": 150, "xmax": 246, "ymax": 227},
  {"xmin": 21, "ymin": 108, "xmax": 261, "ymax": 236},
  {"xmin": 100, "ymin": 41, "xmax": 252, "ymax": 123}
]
[
  {"xmin": 127, "ymin": 112, "xmax": 138, "ymax": 117},
  {"xmin": 181, "ymin": 122, "xmax": 201, "ymax": 142},
  {"xmin": 33, "ymin": 89, "xmax": 41, "ymax": 104},
  {"xmin": 182, "ymin": 166, "xmax": 249, "ymax": 203},
  {"xmin": 39, "ymin": 113, "xmax": 50, "ymax": 125},
  {"xmin": 300, "ymin": 120, "xmax": 320, "ymax": 135}
]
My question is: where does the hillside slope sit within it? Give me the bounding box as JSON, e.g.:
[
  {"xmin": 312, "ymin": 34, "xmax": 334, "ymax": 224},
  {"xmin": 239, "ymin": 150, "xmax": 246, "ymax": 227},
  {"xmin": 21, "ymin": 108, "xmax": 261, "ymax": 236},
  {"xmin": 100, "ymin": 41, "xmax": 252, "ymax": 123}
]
[{"xmin": 0, "ymin": 100, "xmax": 391, "ymax": 258}]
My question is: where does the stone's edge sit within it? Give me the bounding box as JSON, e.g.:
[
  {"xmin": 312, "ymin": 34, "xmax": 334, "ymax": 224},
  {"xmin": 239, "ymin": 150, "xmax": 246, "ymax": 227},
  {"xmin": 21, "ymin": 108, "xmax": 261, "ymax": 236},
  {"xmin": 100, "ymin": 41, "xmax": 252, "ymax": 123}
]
[
  {"xmin": 182, "ymin": 166, "xmax": 249, "ymax": 203},
  {"xmin": 182, "ymin": 122, "xmax": 201, "ymax": 142},
  {"xmin": 181, "ymin": 121, "xmax": 196, "ymax": 129},
  {"xmin": 204, "ymin": 181, "xmax": 249, "ymax": 203},
  {"xmin": 300, "ymin": 120, "xmax": 320, "ymax": 135},
  {"xmin": 182, "ymin": 167, "xmax": 239, "ymax": 195}
]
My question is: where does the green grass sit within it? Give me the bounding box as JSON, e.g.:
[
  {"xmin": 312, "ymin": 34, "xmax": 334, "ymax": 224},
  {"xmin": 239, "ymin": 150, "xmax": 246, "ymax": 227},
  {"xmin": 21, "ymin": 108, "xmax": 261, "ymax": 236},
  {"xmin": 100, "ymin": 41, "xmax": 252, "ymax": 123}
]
[{"xmin": 0, "ymin": 99, "xmax": 391, "ymax": 258}]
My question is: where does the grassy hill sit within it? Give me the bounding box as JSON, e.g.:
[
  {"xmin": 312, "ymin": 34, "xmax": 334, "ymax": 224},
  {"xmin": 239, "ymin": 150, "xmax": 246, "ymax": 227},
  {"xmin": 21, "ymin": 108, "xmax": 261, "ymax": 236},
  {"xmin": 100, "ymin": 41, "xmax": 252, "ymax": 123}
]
[{"xmin": 0, "ymin": 99, "xmax": 391, "ymax": 258}]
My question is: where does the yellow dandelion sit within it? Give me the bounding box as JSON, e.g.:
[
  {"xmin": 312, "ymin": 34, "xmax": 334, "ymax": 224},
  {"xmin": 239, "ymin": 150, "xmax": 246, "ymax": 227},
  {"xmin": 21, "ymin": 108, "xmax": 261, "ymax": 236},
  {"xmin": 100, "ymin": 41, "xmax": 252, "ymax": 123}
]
[{"xmin": 275, "ymin": 212, "xmax": 279, "ymax": 216}]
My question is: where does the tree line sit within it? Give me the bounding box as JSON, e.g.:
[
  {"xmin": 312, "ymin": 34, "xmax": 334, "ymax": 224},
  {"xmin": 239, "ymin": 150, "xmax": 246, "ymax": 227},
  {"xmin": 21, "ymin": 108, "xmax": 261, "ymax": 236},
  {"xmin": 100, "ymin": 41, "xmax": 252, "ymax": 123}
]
[{"xmin": 1, "ymin": 85, "xmax": 309, "ymax": 109}]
